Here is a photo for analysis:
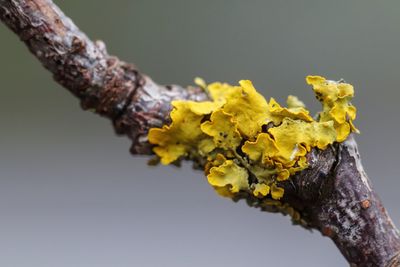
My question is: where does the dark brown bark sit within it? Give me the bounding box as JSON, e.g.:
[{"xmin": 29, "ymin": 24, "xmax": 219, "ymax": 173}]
[
  {"xmin": 281, "ymin": 137, "xmax": 400, "ymax": 266},
  {"xmin": 0, "ymin": 0, "xmax": 207, "ymax": 154},
  {"xmin": 1, "ymin": 0, "xmax": 399, "ymax": 266}
]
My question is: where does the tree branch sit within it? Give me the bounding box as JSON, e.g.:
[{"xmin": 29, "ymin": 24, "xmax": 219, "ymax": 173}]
[
  {"xmin": 282, "ymin": 137, "xmax": 400, "ymax": 266},
  {"xmin": 0, "ymin": 0, "xmax": 207, "ymax": 154},
  {"xmin": 1, "ymin": 0, "xmax": 399, "ymax": 266}
]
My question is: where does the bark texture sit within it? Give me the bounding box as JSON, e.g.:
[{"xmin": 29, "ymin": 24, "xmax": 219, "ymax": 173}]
[
  {"xmin": 282, "ymin": 137, "xmax": 400, "ymax": 266},
  {"xmin": 0, "ymin": 0, "xmax": 207, "ymax": 154},
  {"xmin": 1, "ymin": 0, "xmax": 399, "ymax": 266}
]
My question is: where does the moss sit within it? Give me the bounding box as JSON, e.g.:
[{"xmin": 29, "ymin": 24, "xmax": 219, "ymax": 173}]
[{"xmin": 148, "ymin": 75, "xmax": 358, "ymax": 212}]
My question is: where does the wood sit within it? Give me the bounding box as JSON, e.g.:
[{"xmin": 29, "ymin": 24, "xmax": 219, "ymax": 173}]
[
  {"xmin": 284, "ymin": 137, "xmax": 400, "ymax": 266},
  {"xmin": 1, "ymin": 0, "xmax": 399, "ymax": 265},
  {"xmin": 0, "ymin": 0, "xmax": 207, "ymax": 154}
]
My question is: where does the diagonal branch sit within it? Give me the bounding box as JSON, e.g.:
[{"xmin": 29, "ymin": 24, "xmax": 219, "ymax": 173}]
[
  {"xmin": 1, "ymin": 0, "xmax": 400, "ymax": 266},
  {"xmin": 0, "ymin": 0, "xmax": 207, "ymax": 154}
]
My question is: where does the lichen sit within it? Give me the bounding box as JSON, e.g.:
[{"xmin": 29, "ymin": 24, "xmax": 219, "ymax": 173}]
[{"xmin": 148, "ymin": 75, "xmax": 358, "ymax": 218}]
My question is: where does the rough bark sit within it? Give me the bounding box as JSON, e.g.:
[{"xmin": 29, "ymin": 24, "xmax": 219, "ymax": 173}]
[
  {"xmin": 282, "ymin": 137, "xmax": 400, "ymax": 266},
  {"xmin": 1, "ymin": 0, "xmax": 399, "ymax": 266},
  {"xmin": 0, "ymin": 0, "xmax": 207, "ymax": 154}
]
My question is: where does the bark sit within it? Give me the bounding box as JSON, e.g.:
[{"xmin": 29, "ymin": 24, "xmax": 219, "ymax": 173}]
[
  {"xmin": 1, "ymin": 0, "xmax": 399, "ymax": 266},
  {"xmin": 282, "ymin": 137, "xmax": 400, "ymax": 266},
  {"xmin": 0, "ymin": 0, "xmax": 207, "ymax": 154}
]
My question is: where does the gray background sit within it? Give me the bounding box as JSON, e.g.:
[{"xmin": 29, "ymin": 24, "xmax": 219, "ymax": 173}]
[{"xmin": 1, "ymin": 0, "xmax": 399, "ymax": 266}]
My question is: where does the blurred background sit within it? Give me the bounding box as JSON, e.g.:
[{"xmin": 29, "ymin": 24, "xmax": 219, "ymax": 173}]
[{"xmin": 1, "ymin": 0, "xmax": 399, "ymax": 266}]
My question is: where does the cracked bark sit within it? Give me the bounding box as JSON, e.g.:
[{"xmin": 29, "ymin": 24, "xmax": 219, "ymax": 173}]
[{"xmin": 1, "ymin": 0, "xmax": 399, "ymax": 266}]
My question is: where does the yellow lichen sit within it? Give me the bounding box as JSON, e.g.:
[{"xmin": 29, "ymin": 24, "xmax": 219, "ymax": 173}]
[
  {"xmin": 201, "ymin": 110, "xmax": 242, "ymax": 150},
  {"xmin": 253, "ymin": 183, "xmax": 270, "ymax": 198},
  {"xmin": 207, "ymin": 160, "xmax": 249, "ymax": 194},
  {"xmin": 148, "ymin": 75, "xmax": 358, "ymax": 212},
  {"xmin": 286, "ymin": 95, "xmax": 306, "ymax": 109},
  {"xmin": 148, "ymin": 101, "xmax": 206, "ymax": 164},
  {"xmin": 186, "ymin": 100, "xmax": 223, "ymax": 116},
  {"xmin": 271, "ymin": 183, "xmax": 285, "ymax": 200},
  {"xmin": 267, "ymin": 118, "xmax": 336, "ymax": 164},
  {"xmin": 306, "ymin": 75, "xmax": 358, "ymax": 142},
  {"xmin": 241, "ymin": 133, "xmax": 278, "ymax": 163},
  {"xmin": 220, "ymin": 80, "xmax": 270, "ymax": 138},
  {"xmin": 268, "ymin": 97, "xmax": 314, "ymax": 124}
]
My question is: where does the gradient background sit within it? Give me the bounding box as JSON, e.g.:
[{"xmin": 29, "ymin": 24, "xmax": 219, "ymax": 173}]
[{"xmin": 1, "ymin": 1, "xmax": 399, "ymax": 266}]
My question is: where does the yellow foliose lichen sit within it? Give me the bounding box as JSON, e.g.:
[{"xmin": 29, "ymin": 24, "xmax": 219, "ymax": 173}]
[
  {"xmin": 268, "ymin": 97, "xmax": 314, "ymax": 124},
  {"xmin": 253, "ymin": 183, "xmax": 270, "ymax": 198},
  {"xmin": 286, "ymin": 95, "xmax": 306, "ymax": 109},
  {"xmin": 148, "ymin": 75, "xmax": 359, "ymax": 213},
  {"xmin": 271, "ymin": 183, "xmax": 285, "ymax": 200},
  {"xmin": 241, "ymin": 133, "xmax": 279, "ymax": 163},
  {"xmin": 306, "ymin": 75, "xmax": 359, "ymax": 142},
  {"xmin": 267, "ymin": 118, "xmax": 337, "ymax": 164},
  {"xmin": 220, "ymin": 80, "xmax": 271, "ymax": 138},
  {"xmin": 201, "ymin": 109, "xmax": 242, "ymax": 150},
  {"xmin": 207, "ymin": 160, "xmax": 249, "ymax": 194},
  {"xmin": 148, "ymin": 101, "xmax": 205, "ymax": 164}
]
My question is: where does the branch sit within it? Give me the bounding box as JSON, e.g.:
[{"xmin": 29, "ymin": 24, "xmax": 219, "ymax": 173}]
[
  {"xmin": 282, "ymin": 137, "xmax": 400, "ymax": 266},
  {"xmin": 1, "ymin": 0, "xmax": 399, "ymax": 266},
  {"xmin": 0, "ymin": 0, "xmax": 207, "ymax": 154}
]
